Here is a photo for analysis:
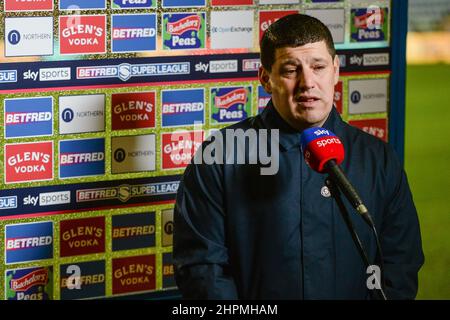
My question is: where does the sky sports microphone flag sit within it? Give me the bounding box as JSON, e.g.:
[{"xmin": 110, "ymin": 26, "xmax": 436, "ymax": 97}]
[{"xmin": 300, "ymin": 127, "xmax": 344, "ymax": 173}]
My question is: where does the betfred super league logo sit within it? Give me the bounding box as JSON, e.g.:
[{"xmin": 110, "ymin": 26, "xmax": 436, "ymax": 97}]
[
  {"xmin": 163, "ymin": 13, "xmax": 206, "ymax": 50},
  {"xmin": 211, "ymin": 86, "xmax": 252, "ymax": 125}
]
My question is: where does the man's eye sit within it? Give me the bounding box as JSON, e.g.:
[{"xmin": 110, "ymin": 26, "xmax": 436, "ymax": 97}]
[
  {"xmin": 283, "ymin": 69, "xmax": 296, "ymax": 75},
  {"xmin": 314, "ymin": 65, "xmax": 325, "ymax": 70}
]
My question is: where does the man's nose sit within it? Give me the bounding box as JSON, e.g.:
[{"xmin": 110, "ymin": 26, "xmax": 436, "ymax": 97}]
[{"xmin": 298, "ymin": 68, "xmax": 315, "ymax": 90}]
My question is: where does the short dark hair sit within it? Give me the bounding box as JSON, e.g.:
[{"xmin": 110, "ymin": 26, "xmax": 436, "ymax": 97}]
[{"xmin": 260, "ymin": 13, "xmax": 336, "ymax": 71}]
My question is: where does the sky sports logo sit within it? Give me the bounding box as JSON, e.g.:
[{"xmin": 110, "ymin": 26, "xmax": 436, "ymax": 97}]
[
  {"xmin": 162, "ymin": 88, "xmax": 205, "ymax": 127},
  {"xmin": 4, "ymin": 97, "xmax": 53, "ymax": 139},
  {"xmin": 5, "ymin": 221, "xmax": 53, "ymax": 264},
  {"xmin": 59, "ymin": 138, "xmax": 105, "ymax": 179},
  {"xmin": 111, "ymin": 14, "xmax": 157, "ymax": 53},
  {"xmin": 77, "ymin": 62, "xmax": 190, "ymax": 82}
]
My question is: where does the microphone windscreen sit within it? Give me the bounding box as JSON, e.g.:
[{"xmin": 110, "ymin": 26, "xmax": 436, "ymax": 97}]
[{"xmin": 300, "ymin": 127, "xmax": 344, "ymax": 173}]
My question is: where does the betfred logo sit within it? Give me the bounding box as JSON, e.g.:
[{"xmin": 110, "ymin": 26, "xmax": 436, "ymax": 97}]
[
  {"xmin": 60, "ymin": 217, "xmax": 105, "ymax": 257},
  {"xmin": 6, "ymin": 267, "xmax": 52, "ymax": 300},
  {"xmin": 163, "ymin": 13, "xmax": 206, "ymax": 50},
  {"xmin": 60, "ymin": 260, "xmax": 105, "ymax": 300},
  {"xmin": 162, "ymin": 131, "xmax": 204, "ymax": 170},
  {"xmin": 258, "ymin": 86, "xmax": 271, "ymax": 114},
  {"xmin": 334, "ymin": 81, "xmax": 343, "ymax": 114},
  {"xmin": 211, "ymin": 0, "xmax": 253, "ymax": 5},
  {"xmin": 112, "ymin": 0, "xmax": 155, "ymax": 9},
  {"xmin": 211, "ymin": 86, "xmax": 252, "ymax": 124},
  {"xmin": 5, "ymin": 221, "xmax": 53, "ymax": 264},
  {"xmin": 111, "ymin": 92, "xmax": 155, "ymax": 130},
  {"xmin": 5, "ymin": 0, "xmax": 53, "ymax": 11},
  {"xmin": 111, "ymin": 14, "xmax": 157, "ymax": 53},
  {"xmin": 349, "ymin": 119, "xmax": 387, "ymax": 142},
  {"xmin": 59, "ymin": 15, "xmax": 106, "ymax": 54},
  {"xmin": 259, "ymin": 10, "xmax": 298, "ymax": 42},
  {"xmin": 5, "ymin": 142, "xmax": 53, "ymax": 184},
  {"xmin": 59, "ymin": 138, "xmax": 105, "ymax": 179},
  {"xmin": 351, "ymin": 7, "xmax": 388, "ymax": 42},
  {"xmin": 161, "ymin": 88, "xmax": 205, "ymax": 127},
  {"xmin": 4, "ymin": 97, "xmax": 53, "ymax": 139},
  {"xmin": 112, "ymin": 255, "xmax": 156, "ymax": 295},
  {"xmin": 112, "ymin": 212, "xmax": 156, "ymax": 251},
  {"xmin": 162, "ymin": 252, "xmax": 176, "ymax": 289}
]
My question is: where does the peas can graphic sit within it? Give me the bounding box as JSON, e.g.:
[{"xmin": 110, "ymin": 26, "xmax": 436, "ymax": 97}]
[{"xmin": 163, "ymin": 13, "xmax": 206, "ymax": 50}]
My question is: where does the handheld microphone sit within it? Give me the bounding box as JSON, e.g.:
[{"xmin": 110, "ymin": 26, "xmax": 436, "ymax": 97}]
[
  {"xmin": 300, "ymin": 127, "xmax": 373, "ymax": 227},
  {"xmin": 300, "ymin": 127, "xmax": 387, "ymax": 300}
]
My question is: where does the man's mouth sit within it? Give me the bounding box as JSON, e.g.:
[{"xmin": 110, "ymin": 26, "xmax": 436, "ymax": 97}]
[{"xmin": 296, "ymin": 95, "xmax": 320, "ymax": 106}]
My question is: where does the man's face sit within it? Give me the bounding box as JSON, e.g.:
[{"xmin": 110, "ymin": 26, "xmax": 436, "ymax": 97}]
[{"xmin": 259, "ymin": 40, "xmax": 339, "ymax": 131}]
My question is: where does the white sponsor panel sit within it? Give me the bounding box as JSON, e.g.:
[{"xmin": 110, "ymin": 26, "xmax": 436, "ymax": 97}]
[
  {"xmin": 59, "ymin": 95, "xmax": 105, "ymax": 134},
  {"xmin": 211, "ymin": 11, "xmax": 254, "ymax": 49},
  {"xmin": 5, "ymin": 17, "xmax": 53, "ymax": 57},
  {"xmin": 112, "ymin": 134, "xmax": 156, "ymax": 174},
  {"xmin": 209, "ymin": 60, "xmax": 238, "ymax": 73},
  {"xmin": 305, "ymin": 9, "xmax": 345, "ymax": 44},
  {"xmin": 363, "ymin": 53, "xmax": 389, "ymax": 66},
  {"xmin": 259, "ymin": 0, "xmax": 298, "ymax": 4},
  {"xmin": 39, "ymin": 191, "xmax": 71, "ymax": 206},
  {"xmin": 349, "ymin": 78, "xmax": 388, "ymax": 114},
  {"xmin": 39, "ymin": 67, "xmax": 71, "ymax": 81}
]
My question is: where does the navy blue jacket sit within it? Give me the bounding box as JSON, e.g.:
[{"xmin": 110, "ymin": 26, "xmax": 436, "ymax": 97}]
[{"xmin": 173, "ymin": 101, "xmax": 424, "ymax": 299}]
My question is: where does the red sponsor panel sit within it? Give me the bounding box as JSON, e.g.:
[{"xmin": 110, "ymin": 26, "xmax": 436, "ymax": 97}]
[
  {"xmin": 59, "ymin": 15, "xmax": 106, "ymax": 55},
  {"xmin": 4, "ymin": 141, "xmax": 53, "ymax": 184},
  {"xmin": 348, "ymin": 118, "xmax": 388, "ymax": 142},
  {"xmin": 211, "ymin": 0, "xmax": 253, "ymax": 5},
  {"xmin": 111, "ymin": 92, "xmax": 156, "ymax": 130},
  {"xmin": 259, "ymin": 10, "xmax": 298, "ymax": 42},
  {"xmin": 334, "ymin": 81, "xmax": 343, "ymax": 114},
  {"xmin": 161, "ymin": 131, "xmax": 204, "ymax": 170},
  {"xmin": 5, "ymin": 0, "xmax": 53, "ymax": 11},
  {"xmin": 112, "ymin": 255, "xmax": 156, "ymax": 295},
  {"xmin": 60, "ymin": 217, "xmax": 105, "ymax": 257}
]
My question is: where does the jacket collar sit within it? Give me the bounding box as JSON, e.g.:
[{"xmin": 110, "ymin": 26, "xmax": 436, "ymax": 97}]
[{"xmin": 259, "ymin": 99, "xmax": 342, "ymax": 151}]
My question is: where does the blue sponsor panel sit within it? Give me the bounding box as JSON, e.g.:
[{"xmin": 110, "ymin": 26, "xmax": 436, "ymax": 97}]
[
  {"xmin": 112, "ymin": 0, "xmax": 155, "ymax": 8},
  {"xmin": 5, "ymin": 266, "xmax": 53, "ymax": 300},
  {"xmin": 161, "ymin": 88, "xmax": 204, "ymax": 127},
  {"xmin": 5, "ymin": 221, "xmax": 53, "ymax": 264},
  {"xmin": 111, "ymin": 14, "xmax": 157, "ymax": 53},
  {"xmin": 162, "ymin": 0, "xmax": 205, "ymax": 7},
  {"xmin": 162, "ymin": 252, "xmax": 176, "ymax": 289},
  {"xmin": 59, "ymin": 0, "xmax": 106, "ymax": 9},
  {"xmin": 60, "ymin": 260, "xmax": 106, "ymax": 299},
  {"xmin": 112, "ymin": 212, "xmax": 155, "ymax": 251},
  {"xmin": 59, "ymin": 138, "xmax": 105, "ymax": 178},
  {"xmin": 4, "ymin": 97, "xmax": 53, "ymax": 138}
]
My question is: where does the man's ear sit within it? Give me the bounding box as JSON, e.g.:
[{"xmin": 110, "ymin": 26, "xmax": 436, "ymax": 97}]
[
  {"xmin": 258, "ymin": 66, "xmax": 272, "ymax": 94},
  {"xmin": 333, "ymin": 55, "xmax": 340, "ymax": 85}
]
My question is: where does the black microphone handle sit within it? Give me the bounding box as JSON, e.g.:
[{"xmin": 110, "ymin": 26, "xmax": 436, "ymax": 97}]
[{"xmin": 325, "ymin": 159, "xmax": 374, "ymax": 227}]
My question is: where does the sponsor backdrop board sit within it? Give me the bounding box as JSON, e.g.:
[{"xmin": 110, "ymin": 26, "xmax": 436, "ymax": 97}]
[{"xmin": 0, "ymin": 0, "xmax": 396, "ymax": 300}]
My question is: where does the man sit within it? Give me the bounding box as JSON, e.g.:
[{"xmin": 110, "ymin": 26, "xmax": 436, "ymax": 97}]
[{"xmin": 173, "ymin": 14, "xmax": 424, "ymax": 299}]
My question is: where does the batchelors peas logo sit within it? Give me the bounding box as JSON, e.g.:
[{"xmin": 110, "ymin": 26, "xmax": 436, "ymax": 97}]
[
  {"xmin": 351, "ymin": 7, "xmax": 388, "ymax": 42},
  {"xmin": 211, "ymin": 86, "xmax": 252, "ymax": 124},
  {"xmin": 163, "ymin": 13, "xmax": 205, "ymax": 50},
  {"xmin": 6, "ymin": 267, "xmax": 53, "ymax": 300}
]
